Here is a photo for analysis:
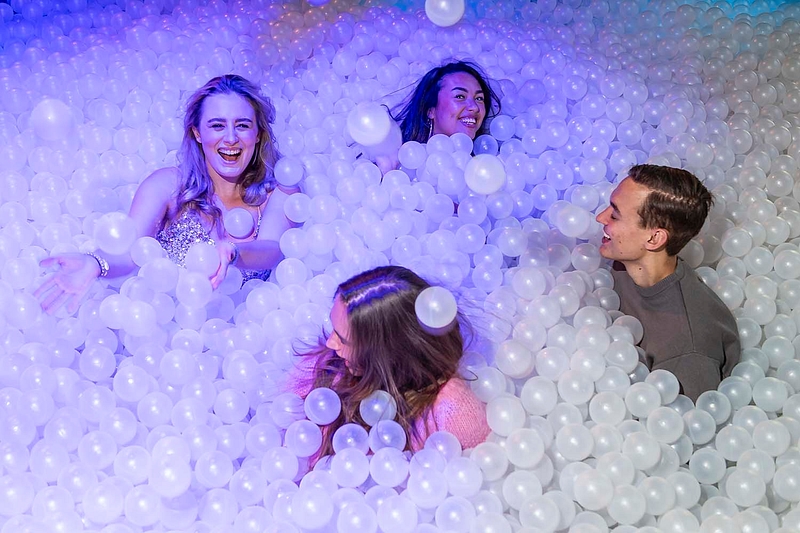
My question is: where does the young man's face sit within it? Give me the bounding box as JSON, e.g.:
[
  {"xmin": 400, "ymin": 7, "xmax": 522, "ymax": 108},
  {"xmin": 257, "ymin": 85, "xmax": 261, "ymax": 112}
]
[{"xmin": 595, "ymin": 177, "xmax": 659, "ymax": 263}]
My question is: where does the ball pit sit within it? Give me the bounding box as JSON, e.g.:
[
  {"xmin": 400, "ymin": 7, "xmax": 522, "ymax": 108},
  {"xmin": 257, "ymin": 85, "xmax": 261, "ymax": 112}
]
[{"xmin": 2, "ymin": 0, "xmax": 800, "ymax": 532}]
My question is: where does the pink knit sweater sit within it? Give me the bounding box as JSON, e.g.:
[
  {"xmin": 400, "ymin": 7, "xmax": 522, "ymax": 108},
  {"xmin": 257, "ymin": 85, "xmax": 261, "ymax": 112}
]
[
  {"xmin": 410, "ymin": 377, "xmax": 491, "ymax": 451},
  {"xmin": 285, "ymin": 359, "xmax": 490, "ymax": 451}
]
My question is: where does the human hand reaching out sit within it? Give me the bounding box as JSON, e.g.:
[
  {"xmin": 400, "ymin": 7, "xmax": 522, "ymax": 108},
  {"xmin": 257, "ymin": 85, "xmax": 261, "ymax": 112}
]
[
  {"xmin": 210, "ymin": 241, "xmax": 237, "ymax": 289},
  {"xmin": 375, "ymin": 154, "xmax": 399, "ymax": 176},
  {"xmin": 35, "ymin": 253, "xmax": 102, "ymax": 314}
]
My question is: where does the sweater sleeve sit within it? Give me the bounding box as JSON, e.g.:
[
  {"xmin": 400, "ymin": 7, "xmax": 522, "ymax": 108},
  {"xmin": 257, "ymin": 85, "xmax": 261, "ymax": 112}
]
[
  {"xmin": 412, "ymin": 378, "xmax": 490, "ymax": 451},
  {"xmin": 720, "ymin": 321, "xmax": 741, "ymax": 380}
]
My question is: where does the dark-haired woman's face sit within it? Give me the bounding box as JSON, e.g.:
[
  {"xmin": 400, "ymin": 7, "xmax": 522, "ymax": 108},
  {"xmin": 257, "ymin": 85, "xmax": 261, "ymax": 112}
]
[{"xmin": 427, "ymin": 72, "xmax": 486, "ymax": 139}]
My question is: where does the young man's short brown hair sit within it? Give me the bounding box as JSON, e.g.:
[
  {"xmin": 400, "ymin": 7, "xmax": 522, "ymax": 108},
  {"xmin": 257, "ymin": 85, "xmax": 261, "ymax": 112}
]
[{"xmin": 628, "ymin": 165, "xmax": 714, "ymax": 256}]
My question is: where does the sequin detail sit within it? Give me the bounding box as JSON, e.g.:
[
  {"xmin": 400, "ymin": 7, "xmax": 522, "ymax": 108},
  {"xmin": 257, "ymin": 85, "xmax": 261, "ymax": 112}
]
[{"xmin": 156, "ymin": 211, "xmax": 271, "ymax": 284}]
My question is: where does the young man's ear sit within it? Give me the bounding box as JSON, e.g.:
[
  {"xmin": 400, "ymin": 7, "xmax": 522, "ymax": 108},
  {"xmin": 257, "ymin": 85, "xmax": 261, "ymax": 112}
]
[{"xmin": 645, "ymin": 228, "xmax": 669, "ymax": 252}]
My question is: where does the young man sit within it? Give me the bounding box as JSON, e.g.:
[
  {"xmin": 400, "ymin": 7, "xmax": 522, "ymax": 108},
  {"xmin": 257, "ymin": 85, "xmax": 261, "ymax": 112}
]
[{"xmin": 596, "ymin": 165, "xmax": 740, "ymax": 401}]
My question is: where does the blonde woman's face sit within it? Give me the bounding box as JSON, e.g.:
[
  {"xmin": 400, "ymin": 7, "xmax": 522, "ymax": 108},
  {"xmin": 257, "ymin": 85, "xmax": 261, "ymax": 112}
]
[{"xmin": 192, "ymin": 93, "xmax": 259, "ymax": 184}]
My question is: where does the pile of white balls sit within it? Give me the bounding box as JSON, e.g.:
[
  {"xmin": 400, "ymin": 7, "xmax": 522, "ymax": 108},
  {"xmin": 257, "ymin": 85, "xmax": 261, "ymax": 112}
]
[{"xmin": 3, "ymin": 0, "xmax": 800, "ymax": 532}]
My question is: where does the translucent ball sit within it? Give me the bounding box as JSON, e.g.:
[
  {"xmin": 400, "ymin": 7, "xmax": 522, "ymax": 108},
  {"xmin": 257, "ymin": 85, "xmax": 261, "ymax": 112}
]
[
  {"xmin": 554, "ymin": 204, "xmax": 591, "ymax": 237},
  {"xmin": 505, "ymin": 428, "xmax": 544, "ymax": 469},
  {"xmin": 773, "ymin": 464, "xmax": 800, "ymax": 502},
  {"xmin": 495, "ymin": 340, "xmax": 534, "ymax": 379},
  {"xmin": 336, "ymin": 500, "xmax": 377, "ymax": 533},
  {"xmin": 291, "ymin": 487, "xmax": 335, "ymax": 530},
  {"xmin": 223, "ymin": 207, "xmax": 254, "ymax": 239},
  {"xmin": 519, "ymin": 495, "xmax": 560, "ymax": 531},
  {"xmin": 725, "ymin": 467, "xmax": 766, "ymax": 507},
  {"xmin": 521, "ymin": 376, "xmax": 558, "ymax": 415},
  {"xmin": 624, "ymin": 382, "xmax": 662, "ymax": 418},
  {"xmin": 465, "ymin": 154, "xmax": 506, "ymax": 195},
  {"xmin": 415, "ymin": 286, "xmax": 458, "ymax": 331},
  {"xmin": 752, "ymin": 377, "xmax": 789, "ymax": 412},
  {"xmin": 261, "ymin": 446, "xmax": 299, "ymax": 483},
  {"xmin": 377, "ymin": 494, "xmax": 418, "ymax": 533},
  {"xmin": 573, "ymin": 470, "xmax": 614, "ymax": 511},
  {"xmin": 284, "ymin": 420, "xmax": 323, "ymax": 458},
  {"xmin": 304, "ymin": 387, "xmax": 342, "ymax": 426},
  {"xmin": 330, "ymin": 447, "xmax": 370, "ymax": 488},
  {"xmin": 715, "ymin": 425, "xmax": 753, "ymax": 461},
  {"xmin": 689, "ymin": 448, "xmax": 726, "ymax": 485},
  {"xmin": 83, "ymin": 479, "xmax": 124, "ymax": 524},
  {"xmin": 444, "ymin": 457, "xmax": 483, "ymax": 497},
  {"xmin": 369, "ymin": 420, "xmax": 407, "ymax": 452},
  {"xmin": 30, "ymin": 98, "xmax": 74, "ymax": 141},
  {"xmin": 683, "ymin": 409, "xmax": 717, "ymax": 445},
  {"xmin": 93, "ymin": 212, "xmax": 138, "ymax": 255},
  {"xmin": 370, "ymin": 447, "xmax": 409, "ymax": 488},
  {"xmin": 622, "ymin": 431, "xmax": 662, "ymax": 471},
  {"xmin": 646, "ymin": 406, "xmax": 685, "ymax": 444},
  {"xmin": 486, "ymin": 395, "xmax": 526, "ymax": 436},
  {"xmin": 347, "ymin": 102, "xmax": 392, "ymax": 146},
  {"xmin": 470, "ymin": 442, "xmax": 509, "ymax": 482},
  {"xmin": 752, "ymin": 420, "xmax": 790, "ymax": 457},
  {"xmin": 645, "ymin": 369, "xmax": 680, "ymax": 405},
  {"xmin": 148, "ymin": 454, "xmax": 192, "ymax": 498},
  {"xmin": 607, "ymin": 484, "xmax": 646, "ymax": 525},
  {"xmin": 424, "ymin": 431, "xmax": 462, "ymax": 462},
  {"xmin": 589, "ymin": 391, "xmax": 626, "ymax": 425},
  {"xmin": 424, "ymin": 0, "xmax": 466, "ymax": 27},
  {"xmin": 555, "ymin": 424, "xmax": 593, "ymax": 461},
  {"xmin": 185, "ymin": 242, "xmax": 220, "ymax": 277},
  {"xmin": 359, "ymin": 390, "xmax": 398, "ymax": 426}
]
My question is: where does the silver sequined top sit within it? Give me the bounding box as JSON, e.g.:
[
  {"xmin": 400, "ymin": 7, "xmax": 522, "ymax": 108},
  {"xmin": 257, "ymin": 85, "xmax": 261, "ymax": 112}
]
[{"xmin": 156, "ymin": 210, "xmax": 271, "ymax": 284}]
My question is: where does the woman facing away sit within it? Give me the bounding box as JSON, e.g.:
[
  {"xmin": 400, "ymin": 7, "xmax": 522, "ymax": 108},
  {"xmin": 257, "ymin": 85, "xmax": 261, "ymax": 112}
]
[
  {"xmin": 291, "ymin": 265, "xmax": 490, "ymax": 457},
  {"xmin": 36, "ymin": 74, "xmax": 295, "ymax": 313}
]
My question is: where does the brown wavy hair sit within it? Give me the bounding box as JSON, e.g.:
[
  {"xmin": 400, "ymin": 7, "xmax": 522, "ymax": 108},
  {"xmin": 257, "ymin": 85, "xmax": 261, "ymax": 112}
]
[{"xmin": 298, "ymin": 266, "xmax": 467, "ymax": 458}]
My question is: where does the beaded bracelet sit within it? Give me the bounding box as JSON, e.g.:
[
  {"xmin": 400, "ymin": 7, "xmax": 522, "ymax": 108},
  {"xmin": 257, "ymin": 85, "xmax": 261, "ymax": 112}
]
[{"xmin": 86, "ymin": 251, "xmax": 109, "ymax": 277}]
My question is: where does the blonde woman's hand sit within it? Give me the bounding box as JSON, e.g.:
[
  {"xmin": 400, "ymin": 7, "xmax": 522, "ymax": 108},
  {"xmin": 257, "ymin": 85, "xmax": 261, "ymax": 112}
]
[
  {"xmin": 35, "ymin": 253, "xmax": 101, "ymax": 314},
  {"xmin": 210, "ymin": 241, "xmax": 237, "ymax": 289}
]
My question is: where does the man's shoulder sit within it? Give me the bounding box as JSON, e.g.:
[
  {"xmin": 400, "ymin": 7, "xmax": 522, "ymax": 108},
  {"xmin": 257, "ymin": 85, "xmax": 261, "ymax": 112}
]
[{"xmin": 680, "ymin": 267, "xmax": 736, "ymax": 323}]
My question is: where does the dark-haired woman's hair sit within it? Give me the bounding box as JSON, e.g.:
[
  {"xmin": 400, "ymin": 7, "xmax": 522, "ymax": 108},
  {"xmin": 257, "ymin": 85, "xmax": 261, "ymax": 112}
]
[
  {"xmin": 300, "ymin": 266, "xmax": 467, "ymax": 458},
  {"xmin": 176, "ymin": 74, "xmax": 280, "ymax": 228},
  {"xmin": 393, "ymin": 61, "xmax": 501, "ymax": 143}
]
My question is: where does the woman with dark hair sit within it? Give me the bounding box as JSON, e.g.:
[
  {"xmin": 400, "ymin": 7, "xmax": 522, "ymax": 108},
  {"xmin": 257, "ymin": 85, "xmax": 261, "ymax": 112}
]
[
  {"xmin": 292, "ymin": 265, "xmax": 490, "ymax": 457},
  {"xmin": 394, "ymin": 61, "xmax": 501, "ymax": 143},
  {"xmin": 37, "ymin": 75, "xmax": 294, "ymax": 313}
]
